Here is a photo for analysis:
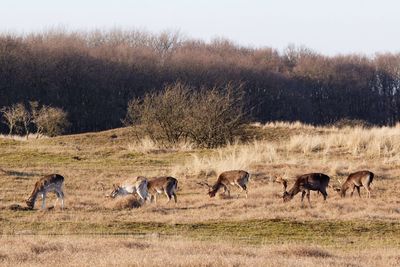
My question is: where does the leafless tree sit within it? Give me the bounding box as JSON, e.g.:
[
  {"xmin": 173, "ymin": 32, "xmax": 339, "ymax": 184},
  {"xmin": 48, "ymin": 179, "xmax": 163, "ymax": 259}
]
[{"xmin": 1, "ymin": 103, "xmax": 26, "ymax": 135}]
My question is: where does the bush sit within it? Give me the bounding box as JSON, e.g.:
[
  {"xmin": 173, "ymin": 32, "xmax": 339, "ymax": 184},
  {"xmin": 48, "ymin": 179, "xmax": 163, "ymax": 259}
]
[
  {"xmin": 125, "ymin": 82, "xmax": 248, "ymax": 148},
  {"xmin": 34, "ymin": 105, "xmax": 70, "ymax": 137},
  {"xmin": 1, "ymin": 102, "xmax": 70, "ymax": 137}
]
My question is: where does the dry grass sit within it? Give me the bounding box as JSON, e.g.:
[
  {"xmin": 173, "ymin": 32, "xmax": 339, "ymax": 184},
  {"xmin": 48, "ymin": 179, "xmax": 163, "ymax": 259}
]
[
  {"xmin": 1, "ymin": 123, "xmax": 400, "ymax": 265},
  {"xmin": 0, "ymin": 236, "xmax": 399, "ymax": 267},
  {"xmin": 127, "ymin": 136, "xmax": 195, "ymax": 154},
  {"xmin": 171, "ymin": 140, "xmax": 278, "ymax": 177}
]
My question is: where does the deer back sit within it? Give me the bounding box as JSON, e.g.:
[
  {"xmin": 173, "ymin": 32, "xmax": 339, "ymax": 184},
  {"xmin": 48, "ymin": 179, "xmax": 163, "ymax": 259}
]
[
  {"xmin": 218, "ymin": 170, "xmax": 249, "ymax": 186},
  {"xmin": 291, "ymin": 173, "xmax": 330, "ymax": 193},
  {"xmin": 148, "ymin": 176, "xmax": 177, "ymax": 193},
  {"xmin": 343, "ymin": 170, "xmax": 374, "ymax": 189}
]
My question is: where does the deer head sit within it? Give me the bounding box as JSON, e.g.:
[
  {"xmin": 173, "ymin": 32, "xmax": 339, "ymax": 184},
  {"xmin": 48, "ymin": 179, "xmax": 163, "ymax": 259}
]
[
  {"xmin": 274, "ymin": 176, "xmax": 288, "ymax": 191},
  {"xmin": 330, "ymin": 178, "xmax": 343, "ymax": 196},
  {"xmin": 197, "ymin": 182, "xmax": 215, "ymax": 197},
  {"xmin": 109, "ymin": 184, "xmax": 123, "ymax": 198}
]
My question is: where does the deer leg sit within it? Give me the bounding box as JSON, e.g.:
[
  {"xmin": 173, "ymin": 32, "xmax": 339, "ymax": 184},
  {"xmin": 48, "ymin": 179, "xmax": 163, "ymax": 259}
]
[
  {"xmin": 41, "ymin": 193, "xmax": 46, "ymax": 210},
  {"xmin": 365, "ymin": 186, "xmax": 371, "ymax": 198},
  {"xmin": 224, "ymin": 185, "xmax": 230, "ymax": 197},
  {"xmin": 236, "ymin": 185, "xmax": 241, "ymax": 199},
  {"xmin": 55, "ymin": 191, "xmax": 65, "ymax": 210},
  {"xmin": 301, "ymin": 191, "xmax": 306, "ymax": 207},
  {"xmin": 321, "ymin": 189, "xmax": 328, "ymax": 201},
  {"xmin": 241, "ymin": 184, "xmax": 248, "ymax": 199},
  {"xmin": 172, "ymin": 192, "xmax": 177, "ymax": 203},
  {"xmin": 356, "ymin": 186, "xmax": 361, "ymax": 198},
  {"xmin": 60, "ymin": 191, "xmax": 64, "ymax": 210},
  {"xmin": 350, "ymin": 185, "xmax": 356, "ymax": 197},
  {"xmin": 54, "ymin": 191, "xmax": 60, "ymax": 208},
  {"xmin": 306, "ymin": 190, "xmax": 311, "ymax": 207},
  {"xmin": 165, "ymin": 191, "xmax": 172, "ymax": 203}
]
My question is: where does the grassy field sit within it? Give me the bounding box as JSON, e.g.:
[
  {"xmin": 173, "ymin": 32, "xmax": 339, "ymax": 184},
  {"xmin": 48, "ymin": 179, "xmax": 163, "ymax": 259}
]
[{"xmin": 1, "ymin": 123, "xmax": 400, "ymax": 266}]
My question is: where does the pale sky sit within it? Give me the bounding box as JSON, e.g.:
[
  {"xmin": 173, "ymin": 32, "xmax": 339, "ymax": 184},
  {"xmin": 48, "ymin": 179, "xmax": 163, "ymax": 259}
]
[{"xmin": 1, "ymin": 0, "xmax": 399, "ymax": 55}]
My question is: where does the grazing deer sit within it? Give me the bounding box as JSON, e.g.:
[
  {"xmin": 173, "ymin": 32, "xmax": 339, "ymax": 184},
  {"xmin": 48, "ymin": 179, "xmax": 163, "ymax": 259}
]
[
  {"xmin": 147, "ymin": 176, "xmax": 178, "ymax": 203},
  {"xmin": 199, "ymin": 170, "xmax": 250, "ymax": 198},
  {"xmin": 334, "ymin": 170, "xmax": 374, "ymax": 198},
  {"xmin": 282, "ymin": 173, "xmax": 330, "ymax": 206},
  {"xmin": 26, "ymin": 174, "xmax": 65, "ymax": 210},
  {"xmin": 109, "ymin": 176, "xmax": 149, "ymax": 202}
]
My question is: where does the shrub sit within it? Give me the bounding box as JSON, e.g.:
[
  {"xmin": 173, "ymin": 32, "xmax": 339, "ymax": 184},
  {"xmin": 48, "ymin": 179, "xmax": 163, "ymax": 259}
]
[
  {"xmin": 34, "ymin": 105, "xmax": 70, "ymax": 137},
  {"xmin": 125, "ymin": 82, "xmax": 248, "ymax": 148}
]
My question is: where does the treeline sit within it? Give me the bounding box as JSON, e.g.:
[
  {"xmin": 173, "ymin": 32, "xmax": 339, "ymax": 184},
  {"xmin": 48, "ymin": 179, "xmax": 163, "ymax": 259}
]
[{"xmin": 1, "ymin": 29, "xmax": 400, "ymax": 134}]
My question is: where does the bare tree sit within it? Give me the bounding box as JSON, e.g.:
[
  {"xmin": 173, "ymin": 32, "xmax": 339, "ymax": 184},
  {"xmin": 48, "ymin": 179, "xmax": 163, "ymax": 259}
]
[
  {"xmin": 19, "ymin": 103, "xmax": 32, "ymax": 138},
  {"xmin": 0, "ymin": 103, "xmax": 26, "ymax": 135}
]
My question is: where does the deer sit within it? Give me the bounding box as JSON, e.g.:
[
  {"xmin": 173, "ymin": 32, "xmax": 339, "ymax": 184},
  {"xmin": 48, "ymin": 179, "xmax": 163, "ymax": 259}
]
[
  {"xmin": 109, "ymin": 176, "xmax": 149, "ymax": 202},
  {"xmin": 274, "ymin": 176, "xmax": 288, "ymax": 191},
  {"xmin": 333, "ymin": 170, "xmax": 374, "ymax": 198},
  {"xmin": 146, "ymin": 176, "xmax": 178, "ymax": 203},
  {"xmin": 281, "ymin": 173, "xmax": 330, "ymax": 206},
  {"xmin": 199, "ymin": 170, "xmax": 250, "ymax": 198},
  {"xmin": 26, "ymin": 174, "xmax": 65, "ymax": 210}
]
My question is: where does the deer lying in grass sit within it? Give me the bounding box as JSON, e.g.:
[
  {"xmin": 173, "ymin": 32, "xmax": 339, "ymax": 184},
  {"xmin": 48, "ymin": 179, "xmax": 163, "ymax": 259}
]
[
  {"xmin": 147, "ymin": 176, "xmax": 178, "ymax": 203},
  {"xmin": 199, "ymin": 170, "xmax": 250, "ymax": 198},
  {"xmin": 26, "ymin": 174, "xmax": 65, "ymax": 210},
  {"xmin": 281, "ymin": 173, "xmax": 330, "ymax": 206},
  {"xmin": 334, "ymin": 170, "xmax": 374, "ymax": 198},
  {"xmin": 109, "ymin": 176, "xmax": 149, "ymax": 202}
]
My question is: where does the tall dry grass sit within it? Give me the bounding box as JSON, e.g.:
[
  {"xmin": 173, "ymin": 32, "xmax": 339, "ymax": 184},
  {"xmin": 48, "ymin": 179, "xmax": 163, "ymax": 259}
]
[
  {"xmin": 127, "ymin": 136, "xmax": 195, "ymax": 154},
  {"xmin": 171, "ymin": 123, "xmax": 400, "ymax": 180},
  {"xmin": 171, "ymin": 140, "xmax": 278, "ymax": 177},
  {"xmin": 286, "ymin": 124, "xmax": 400, "ymax": 160}
]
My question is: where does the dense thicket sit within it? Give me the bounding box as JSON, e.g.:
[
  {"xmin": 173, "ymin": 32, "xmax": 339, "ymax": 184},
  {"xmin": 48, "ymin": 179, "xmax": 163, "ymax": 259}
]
[{"xmin": 1, "ymin": 30, "xmax": 399, "ymax": 134}]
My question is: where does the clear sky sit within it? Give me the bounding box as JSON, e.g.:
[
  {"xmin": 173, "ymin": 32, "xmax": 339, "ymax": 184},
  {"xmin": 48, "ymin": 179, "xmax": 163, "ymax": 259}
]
[{"xmin": 1, "ymin": 0, "xmax": 399, "ymax": 55}]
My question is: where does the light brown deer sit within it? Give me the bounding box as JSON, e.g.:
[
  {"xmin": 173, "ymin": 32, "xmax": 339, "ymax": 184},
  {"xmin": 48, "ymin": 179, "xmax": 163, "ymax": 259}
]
[
  {"xmin": 274, "ymin": 176, "xmax": 288, "ymax": 191},
  {"xmin": 282, "ymin": 173, "xmax": 330, "ymax": 206},
  {"xmin": 334, "ymin": 170, "xmax": 374, "ymax": 198},
  {"xmin": 199, "ymin": 170, "xmax": 250, "ymax": 198},
  {"xmin": 109, "ymin": 176, "xmax": 149, "ymax": 202},
  {"xmin": 26, "ymin": 174, "xmax": 65, "ymax": 210},
  {"xmin": 147, "ymin": 176, "xmax": 178, "ymax": 203}
]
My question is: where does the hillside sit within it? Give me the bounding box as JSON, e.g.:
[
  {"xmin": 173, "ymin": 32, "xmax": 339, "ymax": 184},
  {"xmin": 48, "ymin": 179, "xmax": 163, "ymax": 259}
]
[{"xmin": 1, "ymin": 123, "xmax": 400, "ymax": 266}]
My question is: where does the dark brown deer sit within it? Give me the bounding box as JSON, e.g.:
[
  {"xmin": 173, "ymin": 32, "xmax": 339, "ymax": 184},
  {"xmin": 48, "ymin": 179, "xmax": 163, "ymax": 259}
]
[
  {"xmin": 199, "ymin": 170, "xmax": 250, "ymax": 198},
  {"xmin": 334, "ymin": 170, "xmax": 374, "ymax": 198},
  {"xmin": 282, "ymin": 173, "xmax": 330, "ymax": 206}
]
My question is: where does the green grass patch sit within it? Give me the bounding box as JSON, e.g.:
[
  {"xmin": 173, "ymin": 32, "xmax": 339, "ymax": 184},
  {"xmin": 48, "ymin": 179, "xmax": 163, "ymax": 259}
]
[{"xmin": 2, "ymin": 216, "xmax": 399, "ymax": 248}]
